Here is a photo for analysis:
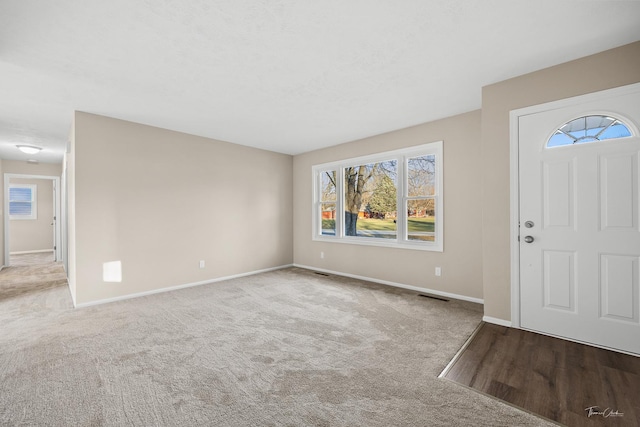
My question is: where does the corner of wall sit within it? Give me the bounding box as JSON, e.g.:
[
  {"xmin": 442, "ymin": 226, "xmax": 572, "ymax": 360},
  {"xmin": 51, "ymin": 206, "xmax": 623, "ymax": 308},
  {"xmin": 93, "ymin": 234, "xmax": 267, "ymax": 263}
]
[{"xmin": 66, "ymin": 113, "xmax": 77, "ymax": 304}]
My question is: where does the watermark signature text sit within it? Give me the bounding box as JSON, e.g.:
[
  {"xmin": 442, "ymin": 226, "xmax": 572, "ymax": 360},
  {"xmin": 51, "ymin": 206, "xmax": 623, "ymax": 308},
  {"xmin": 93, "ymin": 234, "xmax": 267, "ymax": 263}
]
[{"xmin": 585, "ymin": 406, "xmax": 624, "ymax": 418}]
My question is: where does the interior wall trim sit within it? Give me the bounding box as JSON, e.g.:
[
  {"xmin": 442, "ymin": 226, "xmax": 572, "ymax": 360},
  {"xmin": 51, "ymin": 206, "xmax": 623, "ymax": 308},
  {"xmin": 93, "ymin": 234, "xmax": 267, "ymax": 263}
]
[
  {"xmin": 482, "ymin": 316, "xmax": 512, "ymax": 327},
  {"xmin": 10, "ymin": 249, "xmax": 54, "ymax": 255},
  {"xmin": 73, "ymin": 264, "xmax": 294, "ymax": 308},
  {"xmin": 293, "ymin": 263, "xmax": 484, "ymax": 304}
]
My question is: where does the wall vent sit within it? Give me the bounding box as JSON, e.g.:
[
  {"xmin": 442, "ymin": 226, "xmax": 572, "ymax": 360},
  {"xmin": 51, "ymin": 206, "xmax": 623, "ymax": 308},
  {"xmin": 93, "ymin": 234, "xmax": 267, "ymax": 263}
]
[{"xmin": 418, "ymin": 294, "xmax": 449, "ymax": 302}]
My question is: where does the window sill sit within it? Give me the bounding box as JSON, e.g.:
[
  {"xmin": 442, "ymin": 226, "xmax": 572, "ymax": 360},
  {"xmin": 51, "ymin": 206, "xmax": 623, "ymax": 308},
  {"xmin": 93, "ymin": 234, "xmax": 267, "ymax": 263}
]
[{"xmin": 312, "ymin": 234, "xmax": 443, "ymax": 252}]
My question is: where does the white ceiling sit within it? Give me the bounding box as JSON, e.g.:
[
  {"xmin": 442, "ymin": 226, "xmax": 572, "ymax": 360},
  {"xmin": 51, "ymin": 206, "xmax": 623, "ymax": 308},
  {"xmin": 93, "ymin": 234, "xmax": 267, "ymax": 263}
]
[{"xmin": 1, "ymin": 1, "xmax": 639, "ymax": 163}]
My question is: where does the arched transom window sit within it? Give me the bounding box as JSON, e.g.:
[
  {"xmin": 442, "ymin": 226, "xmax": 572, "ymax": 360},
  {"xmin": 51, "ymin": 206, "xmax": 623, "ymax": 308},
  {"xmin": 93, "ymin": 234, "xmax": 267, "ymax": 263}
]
[{"xmin": 547, "ymin": 115, "xmax": 633, "ymax": 148}]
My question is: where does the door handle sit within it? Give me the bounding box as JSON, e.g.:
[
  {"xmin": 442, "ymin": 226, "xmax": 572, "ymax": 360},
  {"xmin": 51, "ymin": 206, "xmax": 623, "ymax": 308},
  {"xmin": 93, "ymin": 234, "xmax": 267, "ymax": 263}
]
[{"xmin": 523, "ymin": 236, "xmax": 534, "ymax": 243}]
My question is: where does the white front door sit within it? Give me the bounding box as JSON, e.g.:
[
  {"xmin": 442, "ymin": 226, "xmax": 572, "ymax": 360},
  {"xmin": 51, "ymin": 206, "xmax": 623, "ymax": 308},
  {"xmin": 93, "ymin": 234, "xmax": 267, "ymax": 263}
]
[{"xmin": 519, "ymin": 86, "xmax": 640, "ymax": 355}]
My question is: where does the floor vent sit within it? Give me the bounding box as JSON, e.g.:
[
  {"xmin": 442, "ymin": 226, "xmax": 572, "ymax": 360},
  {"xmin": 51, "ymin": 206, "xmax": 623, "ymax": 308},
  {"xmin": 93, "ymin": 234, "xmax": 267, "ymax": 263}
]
[
  {"xmin": 418, "ymin": 294, "xmax": 449, "ymax": 302},
  {"xmin": 314, "ymin": 272, "xmax": 330, "ymax": 277}
]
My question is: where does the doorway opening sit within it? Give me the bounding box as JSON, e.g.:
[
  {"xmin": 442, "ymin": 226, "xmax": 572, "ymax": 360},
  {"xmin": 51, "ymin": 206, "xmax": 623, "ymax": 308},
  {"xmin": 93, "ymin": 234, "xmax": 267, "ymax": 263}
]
[{"xmin": 4, "ymin": 174, "xmax": 61, "ymax": 268}]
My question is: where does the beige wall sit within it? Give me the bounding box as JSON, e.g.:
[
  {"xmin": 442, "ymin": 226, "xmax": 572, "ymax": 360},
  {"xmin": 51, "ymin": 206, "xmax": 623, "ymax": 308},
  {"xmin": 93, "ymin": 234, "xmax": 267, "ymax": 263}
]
[
  {"xmin": 9, "ymin": 178, "xmax": 54, "ymax": 253},
  {"xmin": 2, "ymin": 160, "xmax": 62, "ymax": 176},
  {"xmin": 293, "ymin": 110, "xmax": 483, "ymax": 300},
  {"xmin": 70, "ymin": 112, "xmax": 293, "ymax": 305},
  {"xmin": 481, "ymin": 41, "xmax": 640, "ymax": 321}
]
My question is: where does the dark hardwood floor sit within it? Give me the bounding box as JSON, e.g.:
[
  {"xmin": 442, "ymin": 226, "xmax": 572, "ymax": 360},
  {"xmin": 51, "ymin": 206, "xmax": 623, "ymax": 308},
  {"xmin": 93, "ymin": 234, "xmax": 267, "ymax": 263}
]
[{"xmin": 441, "ymin": 323, "xmax": 640, "ymax": 427}]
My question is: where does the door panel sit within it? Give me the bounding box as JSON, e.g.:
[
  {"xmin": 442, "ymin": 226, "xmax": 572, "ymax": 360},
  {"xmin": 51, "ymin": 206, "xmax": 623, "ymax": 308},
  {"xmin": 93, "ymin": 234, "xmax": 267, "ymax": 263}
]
[
  {"xmin": 600, "ymin": 254, "xmax": 638, "ymax": 323},
  {"xmin": 543, "ymin": 250, "xmax": 575, "ymax": 311},
  {"xmin": 599, "ymin": 153, "xmax": 637, "ymax": 230},
  {"xmin": 519, "ymin": 88, "xmax": 640, "ymax": 355},
  {"xmin": 543, "ymin": 160, "xmax": 575, "ymax": 228}
]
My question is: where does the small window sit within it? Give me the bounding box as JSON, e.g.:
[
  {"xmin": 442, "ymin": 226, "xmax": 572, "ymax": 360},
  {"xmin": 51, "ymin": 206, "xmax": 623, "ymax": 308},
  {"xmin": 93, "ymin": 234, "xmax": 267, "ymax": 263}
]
[
  {"xmin": 406, "ymin": 155, "xmax": 436, "ymax": 242},
  {"xmin": 319, "ymin": 170, "xmax": 337, "ymax": 236},
  {"xmin": 9, "ymin": 184, "xmax": 37, "ymax": 220},
  {"xmin": 547, "ymin": 115, "xmax": 633, "ymax": 148}
]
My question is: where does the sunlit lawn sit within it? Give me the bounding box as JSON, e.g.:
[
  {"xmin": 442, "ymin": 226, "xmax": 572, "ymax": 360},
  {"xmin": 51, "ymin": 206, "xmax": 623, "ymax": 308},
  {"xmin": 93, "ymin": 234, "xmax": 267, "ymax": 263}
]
[
  {"xmin": 408, "ymin": 217, "xmax": 435, "ymax": 232},
  {"xmin": 322, "ymin": 217, "xmax": 434, "ymax": 232},
  {"xmin": 357, "ymin": 219, "xmax": 396, "ymax": 231},
  {"xmin": 322, "ymin": 219, "xmax": 336, "ymax": 230}
]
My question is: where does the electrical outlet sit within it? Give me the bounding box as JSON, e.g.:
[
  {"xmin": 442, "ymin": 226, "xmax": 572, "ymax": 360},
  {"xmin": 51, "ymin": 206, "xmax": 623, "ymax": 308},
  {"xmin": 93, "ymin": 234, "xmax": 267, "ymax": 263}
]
[
  {"xmin": 435, "ymin": 267, "xmax": 441, "ymax": 276},
  {"xmin": 320, "ymin": 251, "xmax": 325, "ymax": 259},
  {"xmin": 199, "ymin": 260, "xmax": 205, "ymax": 269}
]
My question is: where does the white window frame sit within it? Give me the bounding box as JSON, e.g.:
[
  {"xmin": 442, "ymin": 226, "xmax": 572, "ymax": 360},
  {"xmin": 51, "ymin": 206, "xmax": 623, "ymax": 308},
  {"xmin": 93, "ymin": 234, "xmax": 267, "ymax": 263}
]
[
  {"xmin": 312, "ymin": 141, "xmax": 443, "ymax": 252},
  {"xmin": 9, "ymin": 183, "xmax": 37, "ymax": 220}
]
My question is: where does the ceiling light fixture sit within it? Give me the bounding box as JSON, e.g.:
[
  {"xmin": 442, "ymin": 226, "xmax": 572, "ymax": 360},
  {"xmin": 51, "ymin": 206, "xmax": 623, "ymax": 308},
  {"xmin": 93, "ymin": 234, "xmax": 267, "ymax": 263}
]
[{"xmin": 16, "ymin": 145, "xmax": 42, "ymax": 155}]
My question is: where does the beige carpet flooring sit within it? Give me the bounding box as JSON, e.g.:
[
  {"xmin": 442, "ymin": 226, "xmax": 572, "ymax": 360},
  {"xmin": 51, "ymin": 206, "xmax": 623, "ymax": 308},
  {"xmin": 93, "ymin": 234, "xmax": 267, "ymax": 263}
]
[
  {"xmin": 0, "ymin": 257, "xmax": 68, "ymax": 303},
  {"xmin": 0, "ymin": 266, "xmax": 553, "ymax": 426},
  {"xmin": 10, "ymin": 251, "xmax": 55, "ymax": 267}
]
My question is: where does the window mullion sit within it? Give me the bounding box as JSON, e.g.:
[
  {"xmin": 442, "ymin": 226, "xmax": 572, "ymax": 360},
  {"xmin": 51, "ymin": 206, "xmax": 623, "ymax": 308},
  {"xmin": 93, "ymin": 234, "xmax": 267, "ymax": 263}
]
[
  {"xmin": 318, "ymin": 173, "xmax": 325, "ymax": 236},
  {"xmin": 337, "ymin": 167, "xmax": 344, "ymax": 237},
  {"xmin": 397, "ymin": 156, "xmax": 406, "ymax": 243},
  {"xmin": 314, "ymin": 171, "xmax": 320, "ymax": 236}
]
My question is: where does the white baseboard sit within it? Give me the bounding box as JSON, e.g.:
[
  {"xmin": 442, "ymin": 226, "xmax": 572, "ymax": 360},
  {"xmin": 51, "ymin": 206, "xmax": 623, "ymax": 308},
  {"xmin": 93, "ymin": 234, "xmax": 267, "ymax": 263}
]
[
  {"xmin": 293, "ymin": 263, "xmax": 484, "ymax": 304},
  {"xmin": 482, "ymin": 316, "xmax": 512, "ymax": 327},
  {"xmin": 10, "ymin": 249, "xmax": 54, "ymax": 255},
  {"xmin": 74, "ymin": 264, "xmax": 294, "ymax": 308}
]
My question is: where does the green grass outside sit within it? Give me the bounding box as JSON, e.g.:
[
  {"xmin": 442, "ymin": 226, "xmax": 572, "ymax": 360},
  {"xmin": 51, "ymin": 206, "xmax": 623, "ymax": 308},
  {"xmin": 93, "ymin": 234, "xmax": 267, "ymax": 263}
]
[
  {"xmin": 322, "ymin": 217, "xmax": 434, "ymax": 232},
  {"xmin": 322, "ymin": 219, "xmax": 336, "ymax": 230},
  {"xmin": 356, "ymin": 219, "xmax": 396, "ymax": 231},
  {"xmin": 408, "ymin": 217, "xmax": 435, "ymax": 232}
]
